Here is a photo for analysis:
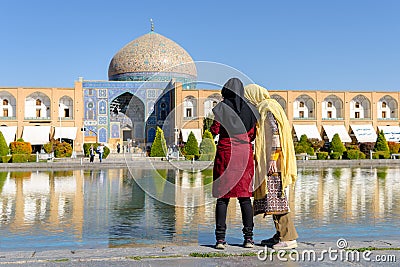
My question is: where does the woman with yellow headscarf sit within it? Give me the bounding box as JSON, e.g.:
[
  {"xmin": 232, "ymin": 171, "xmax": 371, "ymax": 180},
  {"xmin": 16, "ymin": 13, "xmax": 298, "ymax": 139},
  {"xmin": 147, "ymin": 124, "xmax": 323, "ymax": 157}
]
[{"xmin": 244, "ymin": 84, "xmax": 298, "ymax": 250}]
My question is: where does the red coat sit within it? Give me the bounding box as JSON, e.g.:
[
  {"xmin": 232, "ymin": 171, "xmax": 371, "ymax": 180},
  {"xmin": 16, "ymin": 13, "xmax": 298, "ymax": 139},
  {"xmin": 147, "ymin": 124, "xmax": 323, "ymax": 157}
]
[{"xmin": 211, "ymin": 121, "xmax": 256, "ymax": 198}]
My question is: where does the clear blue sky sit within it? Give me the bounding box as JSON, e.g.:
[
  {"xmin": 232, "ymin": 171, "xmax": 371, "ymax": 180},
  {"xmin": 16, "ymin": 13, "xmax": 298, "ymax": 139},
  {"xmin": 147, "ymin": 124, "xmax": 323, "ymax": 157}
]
[{"xmin": 1, "ymin": 0, "xmax": 399, "ymax": 91}]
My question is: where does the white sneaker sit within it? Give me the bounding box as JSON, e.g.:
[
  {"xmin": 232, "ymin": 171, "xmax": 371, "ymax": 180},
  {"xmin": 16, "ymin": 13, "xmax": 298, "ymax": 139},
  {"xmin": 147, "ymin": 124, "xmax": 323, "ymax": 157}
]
[{"xmin": 272, "ymin": 240, "xmax": 297, "ymax": 250}]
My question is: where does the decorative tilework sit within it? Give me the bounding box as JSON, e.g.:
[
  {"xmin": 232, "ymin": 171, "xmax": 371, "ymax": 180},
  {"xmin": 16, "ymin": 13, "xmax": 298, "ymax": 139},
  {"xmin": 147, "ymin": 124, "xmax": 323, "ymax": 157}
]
[
  {"xmin": 108, "ymin": 32, "xmax": 197, "ymax": 80},
  {"xmin": 98, "ymin": 116, "xmax": 107, "ymax": 125},
  {"xmin": 147, "ymin": 116, "xmax": 156, "ymax": 125},
  {"xmin": 82, "ymin": 81, "xmax": 169, "ymax": 89},
  {"xmin": 110, "ymin": 122, "xmax": 120, "ymax": 138},
  {"xmin": 147, "ymin": 127, "xmax": 156, "ymax": 143},
  {"xmin": 98, "ymin": 89, "xmax": 107, "ymax": 98},
  {"xmin": 147, "ymin": 89, "xmax": 156, "ymax": 98},
  {"xmin": 99, "ymin": 128, "xmax": 107, "ymax": 143},
  {"xmin": 98, "ymin": 100, "xmax": 107, "ymax": 115}
]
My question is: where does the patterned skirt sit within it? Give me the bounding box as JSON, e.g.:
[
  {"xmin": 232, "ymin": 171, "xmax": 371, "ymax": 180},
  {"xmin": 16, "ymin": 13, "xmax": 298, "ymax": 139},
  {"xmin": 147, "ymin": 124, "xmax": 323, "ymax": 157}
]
[{"xmin": 253, "ymin": 173, "xmax": 289, "ymax": 216}]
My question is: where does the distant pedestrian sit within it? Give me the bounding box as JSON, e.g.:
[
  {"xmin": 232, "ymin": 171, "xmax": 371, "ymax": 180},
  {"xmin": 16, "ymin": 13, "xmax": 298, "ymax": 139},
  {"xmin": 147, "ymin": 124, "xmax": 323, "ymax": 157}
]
[
  {"xmin": 89, "ymin": 145, "xmax": 95, "ymax": 163},
  {"xmin": 117, "ymin": 142, "xmax": 121, "ymax": 153},
  {"xmin": 97, "ymin": 143, "xmax": 104, "ymax": 163}
]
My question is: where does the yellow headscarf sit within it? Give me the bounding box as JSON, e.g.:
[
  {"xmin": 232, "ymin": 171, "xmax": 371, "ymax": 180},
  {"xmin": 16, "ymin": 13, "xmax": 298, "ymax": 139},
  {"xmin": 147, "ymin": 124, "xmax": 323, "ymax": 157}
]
[{"xmin": 244, "ymin": 84, "xmax": 297, "ymax": 199}]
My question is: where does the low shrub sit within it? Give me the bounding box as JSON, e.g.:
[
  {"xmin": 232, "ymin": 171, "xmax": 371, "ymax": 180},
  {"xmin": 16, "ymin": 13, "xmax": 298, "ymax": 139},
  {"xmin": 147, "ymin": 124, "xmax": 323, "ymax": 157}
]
[
  {"xmin": 388, "ymin": 142, "xmax": 400, "ymax": 153},
  {"xmin": 330, "ymin": 152, "xmax": 341, "ymax": 160},
  {"xmin": 11, "ymin": 154, "xmax": 29, "ymax": 163},
  {"xmin": 344, "ymin": 149, "xmax": 362, "ymax": 159},
  {"xmin": 316, "ymin": 152, "xmax": 329, "ymax": 160},
  {"xmin": 43, "ymin": 141, "xmax": 54, "ymax": 153},
  {"xmin": 198, "ymin": 153, "xmax": 215, "ymax": 161},
  {"xmin": 10, "ymin": 141, "xmax": 32, "ymax": 155},
  {"xmin": 1, "ymin": 155, "xmax": 12, "ymax": 163},
  {"xmin": 306, "ymin": 147, "xmax": 315, "ymax": 156},
  {"xmin": 28, "ymin": 154, "xmax": 37, "ymax": 162},
  {"xmin": 185, "ymin": 155, "xmax": 195, "ymax": 161},
  {"xmin": 54, "ymin": 142, "xmax": 73, "ymax": 158},
  {"xmin": 372, "ymin": 151, "xmax": 390, "ymax": 159}
]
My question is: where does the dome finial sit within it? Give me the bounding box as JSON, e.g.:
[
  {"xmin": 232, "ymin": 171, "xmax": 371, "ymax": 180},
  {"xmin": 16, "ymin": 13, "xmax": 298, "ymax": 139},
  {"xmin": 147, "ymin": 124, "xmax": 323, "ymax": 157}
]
[{"xmin": 150, "ymin": 18, "xmax": 154, "ymax": 32}]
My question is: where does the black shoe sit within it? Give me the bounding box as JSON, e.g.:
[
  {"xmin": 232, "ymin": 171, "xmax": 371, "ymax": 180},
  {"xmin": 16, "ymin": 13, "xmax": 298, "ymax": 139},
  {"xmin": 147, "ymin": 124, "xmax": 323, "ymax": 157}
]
[
  {"xmin": 215, "ymin": 240, "xmax": 226, "ymax": 250},
  {"xmin": 261, "ymin": 237, "xmax": 280, "ymax": 246},
  {"xmin": 243, "ymin": 238, "xmax": 254, "ymax": 248}
]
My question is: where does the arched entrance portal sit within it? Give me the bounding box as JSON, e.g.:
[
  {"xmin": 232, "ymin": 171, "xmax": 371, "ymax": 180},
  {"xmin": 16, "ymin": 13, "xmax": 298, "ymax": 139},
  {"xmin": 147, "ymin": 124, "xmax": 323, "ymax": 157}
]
[{"xmin": 110, "ymin": 92, "xmax": 145, "ymax": 148}]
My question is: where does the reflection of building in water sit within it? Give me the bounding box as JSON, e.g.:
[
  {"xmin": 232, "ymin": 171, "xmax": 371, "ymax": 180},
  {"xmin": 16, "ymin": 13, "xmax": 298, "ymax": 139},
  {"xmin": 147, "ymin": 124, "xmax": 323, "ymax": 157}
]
[
  {"xmin": 293, "ymin": 167, "xmax": 400, "ymax": 223},
  {"xmin": 2, "ymin": 167, "xmax": 399, "ymax": 248},
  {"xmin": 0, "ymin": 170, "xmax": 84, "ymax": 238}
]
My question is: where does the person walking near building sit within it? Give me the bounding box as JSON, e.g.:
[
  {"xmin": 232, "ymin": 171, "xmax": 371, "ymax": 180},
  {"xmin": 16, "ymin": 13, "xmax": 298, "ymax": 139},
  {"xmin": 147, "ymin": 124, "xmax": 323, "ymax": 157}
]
[
  {"xmin": 117, "ymin": 142, "xmax": 121, "ymax": 153},
  {"xmin": 89, "ymin": 144, "xmax": 95, "ymax": 163},
  {"xmin": 97, "ymin": 143, "xmax": 104, "ymax": 163},
  {"xmin": 244, "ymin": 84, "xmax": 298, "ymax": 250},
  {"xmin": 211, "ymin": 78, "xmax": 259, "ymax": 249}
]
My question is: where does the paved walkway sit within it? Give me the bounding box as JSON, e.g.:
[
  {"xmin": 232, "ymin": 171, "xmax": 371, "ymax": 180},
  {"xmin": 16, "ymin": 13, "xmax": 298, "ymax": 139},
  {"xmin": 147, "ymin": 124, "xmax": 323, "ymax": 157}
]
[{"xmin": 0, "ymin": 240, "xmax": 399, "ymax": 266}]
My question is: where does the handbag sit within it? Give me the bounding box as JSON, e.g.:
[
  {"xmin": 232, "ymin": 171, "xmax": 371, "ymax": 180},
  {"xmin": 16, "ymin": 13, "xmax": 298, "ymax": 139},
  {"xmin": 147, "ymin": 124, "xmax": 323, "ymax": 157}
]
[{"xmin": 253, "ymin": 173, "xmax": 289, "ymax": 216}]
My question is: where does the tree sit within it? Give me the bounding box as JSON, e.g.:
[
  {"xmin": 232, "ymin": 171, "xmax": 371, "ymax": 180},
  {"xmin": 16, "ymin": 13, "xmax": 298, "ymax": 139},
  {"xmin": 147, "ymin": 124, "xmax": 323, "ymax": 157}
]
[
  {"xmin": 150, "ymin": 127, "xmax": 167, "ymax": 157},
  {"xmin": 374, "ymin": 130, "xmax": 389, "ymax": 152},
  {"xmin": 295, "ymin": 134, "xmax": 314, "ymax": 155},
  {"xmin": 199, "ymin": 130, "xmax": 216, "ymax": 161},
  {"xmin": 184, "ymin": 131, "xmax": 199, "ymax": 156},
  {"xmin": 0, "ymin": 131, "xmax": 8, "ymax": 157},
  {"xmin": 203, "ymin": 116, "xmax": 214, "ymax": 134},
  {"xmin": 54, "ymin": 141, "xmax": 73, "ymax": 158},
  {"xmin": 330, "ymin": 133, "xmax": 346, "ymax": 156}
]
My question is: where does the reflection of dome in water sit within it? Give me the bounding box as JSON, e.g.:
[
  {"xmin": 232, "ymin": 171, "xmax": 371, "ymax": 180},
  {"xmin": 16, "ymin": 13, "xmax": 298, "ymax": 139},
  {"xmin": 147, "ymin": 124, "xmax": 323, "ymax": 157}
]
[{"xmin": 108, "ymin": 31, "xmax": 197, "ymax": 85}]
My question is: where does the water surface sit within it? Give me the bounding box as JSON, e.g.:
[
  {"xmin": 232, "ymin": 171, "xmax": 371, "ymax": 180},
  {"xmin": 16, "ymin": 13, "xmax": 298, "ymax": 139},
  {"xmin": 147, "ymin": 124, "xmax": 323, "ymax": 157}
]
[{"xmin": 0, "ymin": 166, "xmax": 399, "ymax": 251}]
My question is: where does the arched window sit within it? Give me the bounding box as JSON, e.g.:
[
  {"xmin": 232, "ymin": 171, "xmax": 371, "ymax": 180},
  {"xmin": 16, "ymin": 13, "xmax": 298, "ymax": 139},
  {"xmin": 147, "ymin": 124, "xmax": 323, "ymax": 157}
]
[
  {"xmin": 0, "ymin": 92, "xmax": 16, "ymax": 118},
  {"xmin": 25, "ymin": 92, "xmax": 51, "ymax": 119},
  {"xmin": 322, "ymin": 95, "xmax": 343, "ymax": 119},
  {"xmin": 59, "ymin": 95, "xmax": 74, "ymax": 118},
  {"xmin": 271, "ymin": 94, "xmax": 287, "ymax": 112},
  {"xmin": 378, "ymin": 95, "xmax": 398, "ymax": 119},
  {"xmin": 293, "ymin": 94, "xmax": 315, "ymax": 119},
  {"xmin": 350, "ymin": 95, "xmax": 371, "ymax": 119},
  {"xmin": 184, "ymin": 96, "xmax": 197, "ymax": 118}
]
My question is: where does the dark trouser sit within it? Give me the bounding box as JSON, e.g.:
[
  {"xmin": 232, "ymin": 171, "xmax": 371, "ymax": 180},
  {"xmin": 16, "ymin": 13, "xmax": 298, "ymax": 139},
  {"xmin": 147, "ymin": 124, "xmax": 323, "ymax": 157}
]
[
  {"xmin": 90, "ymin": 155, "xmax": 94, "ymax": 162},
  {"xmin": 215, "ymin": 197, "xmax": 253, "ymax": 241}
]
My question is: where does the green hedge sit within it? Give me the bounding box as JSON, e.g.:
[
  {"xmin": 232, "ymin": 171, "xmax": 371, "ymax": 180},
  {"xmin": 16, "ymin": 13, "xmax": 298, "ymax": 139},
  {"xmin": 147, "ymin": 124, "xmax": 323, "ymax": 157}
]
[
  {"xmin": 330, "ymin": 152, "xmax": 341, "ymax": 160},
  {"xmin": 372, "ymin": 151, "xmax": 390, "ymax": 159},
  {"xmin": 11, "ymin": 154, "xmax": 29, "ymax": 163},
  {"xmin": 1, "ymin": 155, "xmax": 12, "ymax": 163},
  {"xmin": 344, "ymin": 149, "xmax": 358, "ymax": 159},
  {"xmin": 28, "ymin": 154, "xmax": 37, "ymax": 162},
  {"xmin": 198, "ymin": 153, "xmax": 215, "ymax": 161},
  {"xmin": 344, "ymin": 149, "xmax": 366, "ymax": 160},
  {"xmin": 316, "ymin": 152, "xmax": 329, "ymax": 160}
]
